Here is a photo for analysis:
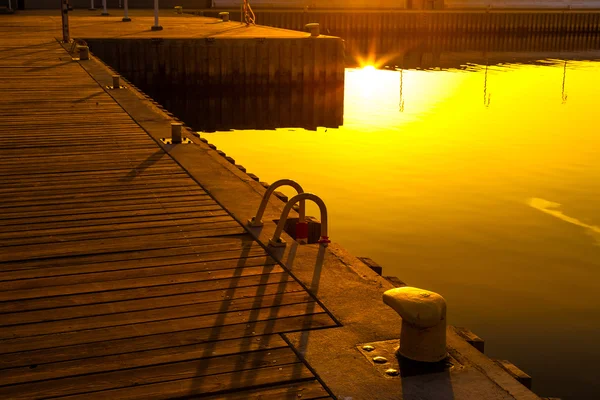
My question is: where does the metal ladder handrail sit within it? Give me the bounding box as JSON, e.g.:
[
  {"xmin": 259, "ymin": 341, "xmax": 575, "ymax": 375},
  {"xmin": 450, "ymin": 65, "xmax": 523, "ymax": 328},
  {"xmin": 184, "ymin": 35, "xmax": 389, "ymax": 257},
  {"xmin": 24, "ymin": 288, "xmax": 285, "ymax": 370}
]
[
  {"xmin": 248, "ymin": 179, "xmax": 306, "ymax": 227},
  {"xmin": 269, "ymin": 192, "xmax": 329, "ymax": 248}
]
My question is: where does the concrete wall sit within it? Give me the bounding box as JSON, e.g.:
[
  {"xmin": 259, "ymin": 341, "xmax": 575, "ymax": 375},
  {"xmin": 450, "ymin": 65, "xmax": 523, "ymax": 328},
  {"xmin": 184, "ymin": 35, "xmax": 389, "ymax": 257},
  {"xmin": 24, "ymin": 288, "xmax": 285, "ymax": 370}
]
[
  {"xmin": 23, "ymin": 0, "xmax": 212, "ymax": 9},
  {"xmin": 85, "ymin": 37, "xmax": 345, "ymax": 89},
  {"xmin": 213, "ymin": 0, "xmax": 408, "ymax": 8},
  {"xmin": 445, "ymin": 0, "xmax": 600, "ymax": 9},
  {"xmin": 24, "ymin": 0, "xmax": 600, "ymax": 9},
  {"xmin": 210, "ymin": 9, "xmax": 600, "ymax": 33}
]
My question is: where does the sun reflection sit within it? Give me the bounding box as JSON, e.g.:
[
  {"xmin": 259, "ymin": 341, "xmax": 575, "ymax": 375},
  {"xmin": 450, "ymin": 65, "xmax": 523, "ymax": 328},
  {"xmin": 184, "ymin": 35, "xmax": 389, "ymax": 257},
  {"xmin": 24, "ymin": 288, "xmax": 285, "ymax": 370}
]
[
  {"xmin": 350, "ymin": 65, "xmax": 389, "ymax": 99},
  {"xmin": 363, "ymin": 65, "xmax": 377, "ymax": 72}
]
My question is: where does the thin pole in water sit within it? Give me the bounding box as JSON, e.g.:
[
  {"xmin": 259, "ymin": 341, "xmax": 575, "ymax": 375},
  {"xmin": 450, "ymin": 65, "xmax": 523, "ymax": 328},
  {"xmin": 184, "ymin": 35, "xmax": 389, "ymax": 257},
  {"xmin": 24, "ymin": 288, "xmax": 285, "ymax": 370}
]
[
  {"xmin": 122, "ymin": 0, "xmax": 131, "ymax": 21},
  {"xmin": 561, "ymin": 60, "xmax": 568, "ymax": 104},
  {"xmin": 151, "ymin": 0, "xmax": 163, "ymax": 30},
  {"xmin": 101, "ymin": 0, "xmax": 108, "ymax": 16},
  {"xmin": 89, "ymin": 0, "xmax": 95, "ymax": 11}
]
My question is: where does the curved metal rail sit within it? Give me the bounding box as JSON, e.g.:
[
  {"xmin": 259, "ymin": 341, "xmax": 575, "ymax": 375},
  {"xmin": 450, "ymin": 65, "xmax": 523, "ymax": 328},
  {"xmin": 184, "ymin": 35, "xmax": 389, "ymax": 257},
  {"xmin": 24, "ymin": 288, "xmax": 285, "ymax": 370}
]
[
  {"xmin": 269, "ymin": 193, "xmax": 330, "ymax": 248},
  {"xmin": 248, "ymin": 179, "xmax": 306, "ymax": 227}
]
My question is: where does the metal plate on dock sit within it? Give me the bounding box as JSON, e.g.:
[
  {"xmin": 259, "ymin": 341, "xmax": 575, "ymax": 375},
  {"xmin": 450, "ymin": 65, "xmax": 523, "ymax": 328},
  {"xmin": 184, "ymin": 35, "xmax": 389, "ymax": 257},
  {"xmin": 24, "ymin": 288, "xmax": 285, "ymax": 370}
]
[
  {"xmin": 357, "ymin": 339, "xmax": 463, "ymax": 378},
  {"xmin": 160, "ymin": 137, "xmax": 193, "ymax": 145}
]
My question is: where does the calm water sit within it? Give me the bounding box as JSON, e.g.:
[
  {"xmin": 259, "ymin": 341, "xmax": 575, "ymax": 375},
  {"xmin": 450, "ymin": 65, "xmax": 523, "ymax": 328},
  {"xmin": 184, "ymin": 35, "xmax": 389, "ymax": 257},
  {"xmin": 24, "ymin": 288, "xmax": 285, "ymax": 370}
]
[{"xmin": 146, "ymin": 35, "xmax": 600, "ymax": 399}]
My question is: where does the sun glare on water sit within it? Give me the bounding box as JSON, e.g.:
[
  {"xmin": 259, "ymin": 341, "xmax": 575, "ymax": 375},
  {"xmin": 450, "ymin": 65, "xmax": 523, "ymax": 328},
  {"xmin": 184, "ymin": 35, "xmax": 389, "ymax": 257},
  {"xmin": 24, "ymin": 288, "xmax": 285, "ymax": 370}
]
[
  {"xmin": 350, "ymin": 65, "xmax": 389, "ymax": 99},
  {"xmin": 362, "ymin": 65, "xmax": 377, "ymax": 72}
]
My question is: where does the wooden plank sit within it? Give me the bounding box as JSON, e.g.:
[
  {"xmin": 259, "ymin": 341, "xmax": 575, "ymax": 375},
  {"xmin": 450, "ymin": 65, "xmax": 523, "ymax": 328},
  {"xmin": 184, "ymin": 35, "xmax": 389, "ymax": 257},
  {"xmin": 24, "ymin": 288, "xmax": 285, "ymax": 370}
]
[
  {"xmin": 0, "ymin": 238, "xmax": 267, "ymax": 281},
  {"xmin": 0, "ymin": 348, "xmax": 301, "ymax": 399},
  {"xmin": 0, "ymin": 166, "xmax": 186, "ymax": 182},
  {"xmin": 0, "ymin": 272, "xmax": 293, "ymax": 314},
  {"xmin": 0, "ymin": 194, "xmax": 212, "ymax": 215},
  {"xmin": 0, "ymin": 205, "xmax": 225, "ymax": 229},
  {"xmin": 0, "ymin": 215, "xmax": 236, "ymax": 246},
  {"xmin": 0, "ymin": 160, "xmax": 183, "ymax": 176},
  {"xmin": 0, "ymin": 264, "xmax": 283, "ymax": 302},
  {"xmin": 0, "ymin": 187, "xmax": 207, "ymax": 209},
  {"xmin": 1, "ymin": 280, "xmax": 304, "ymax": 326},
  {"xmin": 0, "ymin": 179, "xmax": 202, "ymax": 196},
  {"xmin": 1, "ymin": 335, "xmax": 289, "ymax": 387},
  {"xmin": 0, "ymin": 151, "xmax": 172, "ymax": 165},
  {"xmin": 203, "ymin": 379, "xmax": 331, "ymax": 400},
  {"xmin": 0, "ymin": 142, "xmax": 160, "ymax": 152},
  {"xmin": 44, "ymin": 363, "xmax": 315, "ymax": 400},
  {"xmin": 0, "ymin": 177, "xmax": 200, "ymax": 195},
  {"xmin": 0, "ymin": 209, "xmax": 229, "ymax": 234},
  {"xmin": 1, "ymin": 199, "xmax": 219, "ymax": 221},
  {"xmin": 0, "ymin": 169, "xmax": 188, "ymax": 186},
  {"xmin": 0, "ymin": 314, "xmax": 330, "ymax": 371},
  {"xmin": 0, "ymin": 302, "xmax": 326, "ymax": 354},
  {"xmin": 0, "ymin": 254, "xmax": 276, "ymax": 291},
  {"xmin": 0, "ymin": 186, "xmax": 206, "ymax": 208},
  {"xmin": 0, "ymin": 236, "xmax": 259, "ymax": 272},
  {"xmin": 0, "ymin": 226, "xmax": 248, "ymax": 262},
  {"xmin": 0, "ymin": 292, "xmax": 315, "ymax": 339}
]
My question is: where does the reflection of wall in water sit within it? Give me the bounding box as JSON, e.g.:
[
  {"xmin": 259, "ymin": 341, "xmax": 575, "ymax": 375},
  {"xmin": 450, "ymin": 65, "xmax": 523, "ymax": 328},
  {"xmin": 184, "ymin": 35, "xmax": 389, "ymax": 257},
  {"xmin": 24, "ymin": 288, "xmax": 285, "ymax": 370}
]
[
  {"xmin": 343, "ymin": 33, "xmax": 600, "ymax": 69},
  {"xmin": 142, "ymin": 85, "xmax": 343, "ymax": 132}
]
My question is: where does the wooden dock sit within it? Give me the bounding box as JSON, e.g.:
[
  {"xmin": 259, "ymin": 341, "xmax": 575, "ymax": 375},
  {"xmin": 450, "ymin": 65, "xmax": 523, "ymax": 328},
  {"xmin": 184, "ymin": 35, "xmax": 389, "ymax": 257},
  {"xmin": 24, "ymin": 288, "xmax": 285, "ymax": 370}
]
[
  {"xmin": 0, "ymin": 11, "xmax": 558, "ymax": 400},
  {"xmin": 0, "ymin": 14, "xmax": 337, "ymax": 399}
]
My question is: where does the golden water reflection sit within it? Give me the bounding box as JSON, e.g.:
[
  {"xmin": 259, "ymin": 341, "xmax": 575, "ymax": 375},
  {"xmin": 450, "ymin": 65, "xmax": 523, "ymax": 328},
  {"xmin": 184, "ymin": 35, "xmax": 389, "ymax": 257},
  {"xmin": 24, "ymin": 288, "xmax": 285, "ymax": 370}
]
[{"xmin": 206, "ymin": 61, "xmax": 600, "ymax": 400}]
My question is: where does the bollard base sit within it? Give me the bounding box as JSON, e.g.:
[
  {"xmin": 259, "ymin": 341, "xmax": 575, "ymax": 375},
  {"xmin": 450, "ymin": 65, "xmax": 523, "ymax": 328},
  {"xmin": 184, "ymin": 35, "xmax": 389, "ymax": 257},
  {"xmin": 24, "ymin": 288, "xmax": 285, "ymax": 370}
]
[
  {"xmin": 122, "ymin": 17, "xmax": 131, "ymax": 22},
  {"xmin": 151, "ymin": 25, "xmax": 163, "ymax": 31},
  {"xmin": 268, "ymin": 238, "xmax": 287, "ymax": 248},
  {"xmin": 357, "ymin": 339, "xmax": 456, "ymax": 379},
  {"xmin": 101, "ymin": 12, "xmax": 110, "ymax": 16},
  {"xmin": 159, "ymin": 137, "xmax": 192, "ymax": 145},
  {"xmin": 76, "ymin": 45, "xmax": 90, "ymax": 61},
  {"xmin": 247, "ymin": 218, "xmax": 264, "ymax": 228},
  {"xmin": 88, "ymin": 8, "xmax": 96, "ymax": 11}
]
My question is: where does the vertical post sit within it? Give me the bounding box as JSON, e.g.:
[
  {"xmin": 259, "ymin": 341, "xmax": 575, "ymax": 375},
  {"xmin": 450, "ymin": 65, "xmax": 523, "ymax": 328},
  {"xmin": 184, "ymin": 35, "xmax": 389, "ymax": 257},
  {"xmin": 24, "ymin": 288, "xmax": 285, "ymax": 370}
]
[
  {"xmin": 101, "ymin": 0, "xmax": 108, "ymax": 15},
  {"xmin": 8, "ymin": 0, "xmax": 12, "ymax": 11},
  {"xmin": 61, "ymin": 0, "xmax": 70, "ymax": 43},
  {"xmin": 151, "ymin": 0, "xmax": 163, "ymax": 31},
  {"xmin": 122, "ymin": 0, "xmax": 131, "ymax": 21},
  {"xmin": 89, "ymin": 0, "xmax": 95, "ymax": 11},
  {"xmin": 171, "ymin": 123, "xmax": 183, "ymax": 144}
]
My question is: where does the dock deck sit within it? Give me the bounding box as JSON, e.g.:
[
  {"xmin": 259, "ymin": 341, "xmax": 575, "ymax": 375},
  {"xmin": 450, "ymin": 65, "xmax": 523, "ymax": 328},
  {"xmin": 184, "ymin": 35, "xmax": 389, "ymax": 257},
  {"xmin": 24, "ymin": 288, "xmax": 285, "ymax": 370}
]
[
  {"xmin": 0, "ymin": 13, "xmax": 337, "ymax": 399},
  {"xmin": 0, "ymin": 10, "xmax": 551, "ymax": 400}
]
